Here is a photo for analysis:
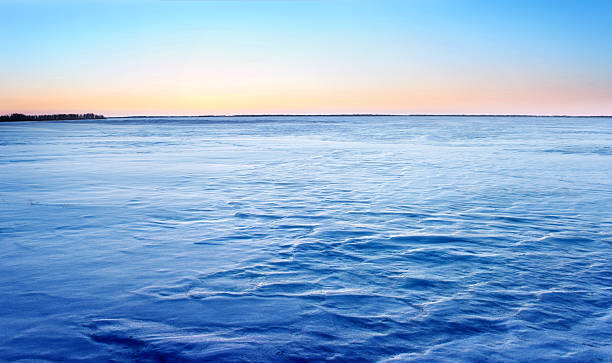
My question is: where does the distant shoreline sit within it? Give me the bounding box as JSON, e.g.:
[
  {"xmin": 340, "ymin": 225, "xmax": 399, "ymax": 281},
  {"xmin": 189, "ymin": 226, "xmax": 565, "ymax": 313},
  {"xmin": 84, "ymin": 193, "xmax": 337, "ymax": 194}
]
[
  {"xmin": 0, "ymin": 113, "xmax": 105, "ymax": 122},
  {"xmin": 2, "ymin": 113, "xmax": 611, "ymax": 122}
]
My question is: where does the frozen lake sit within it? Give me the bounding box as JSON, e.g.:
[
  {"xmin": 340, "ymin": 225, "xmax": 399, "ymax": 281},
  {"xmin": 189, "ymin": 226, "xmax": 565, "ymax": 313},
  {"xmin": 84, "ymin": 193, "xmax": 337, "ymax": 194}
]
[{"xmin": 1, "ymin": 116, "xmax": 611, "ymax": 361}]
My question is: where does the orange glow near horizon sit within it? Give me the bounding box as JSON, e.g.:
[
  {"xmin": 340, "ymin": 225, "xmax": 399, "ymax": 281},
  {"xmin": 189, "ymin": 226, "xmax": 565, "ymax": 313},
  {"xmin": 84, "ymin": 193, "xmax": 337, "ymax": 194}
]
[{"xmin": 3, "ymin": 78, "xmax": 611, "ymax": 117}]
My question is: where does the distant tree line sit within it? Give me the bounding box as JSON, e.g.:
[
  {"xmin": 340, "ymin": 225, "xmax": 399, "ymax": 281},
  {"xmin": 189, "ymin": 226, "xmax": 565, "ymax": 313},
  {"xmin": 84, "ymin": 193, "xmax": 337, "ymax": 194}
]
[{"xmin": 0, "ymin": 113, "xmax": 105, "ymax": 122}]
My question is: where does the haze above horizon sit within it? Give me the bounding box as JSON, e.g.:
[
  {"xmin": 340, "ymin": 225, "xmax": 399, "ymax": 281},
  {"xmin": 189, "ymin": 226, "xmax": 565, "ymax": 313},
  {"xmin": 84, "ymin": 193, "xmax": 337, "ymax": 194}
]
[{"xmin": 1, "ymin": 0, "xmax": 611, "ymax": 116}]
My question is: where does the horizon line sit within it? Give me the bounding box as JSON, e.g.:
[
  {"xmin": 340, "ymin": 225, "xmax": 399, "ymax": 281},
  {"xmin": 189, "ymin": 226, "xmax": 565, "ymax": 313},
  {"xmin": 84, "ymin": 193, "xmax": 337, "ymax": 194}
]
[
  {"xmin": 108, "ymin": 113, "xmax": 612, "ymax": 118},
  {"xmin": 3, "ymin": 113, "xmax": 612, "ymax": 121}
]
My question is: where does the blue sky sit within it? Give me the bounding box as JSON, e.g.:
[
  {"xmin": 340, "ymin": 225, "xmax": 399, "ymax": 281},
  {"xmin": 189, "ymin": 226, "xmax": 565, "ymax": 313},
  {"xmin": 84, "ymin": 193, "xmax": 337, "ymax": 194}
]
[{"xmin": 1, "ymin": 0, "xmax": 611, "ymax": 115}]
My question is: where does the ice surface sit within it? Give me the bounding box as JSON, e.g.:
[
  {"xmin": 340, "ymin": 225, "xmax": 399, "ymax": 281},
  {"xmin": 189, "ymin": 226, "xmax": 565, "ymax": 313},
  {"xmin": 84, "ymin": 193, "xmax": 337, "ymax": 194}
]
[{"xmin": 0, "ymin": 116, "xmax": 611, "ymax": 361}]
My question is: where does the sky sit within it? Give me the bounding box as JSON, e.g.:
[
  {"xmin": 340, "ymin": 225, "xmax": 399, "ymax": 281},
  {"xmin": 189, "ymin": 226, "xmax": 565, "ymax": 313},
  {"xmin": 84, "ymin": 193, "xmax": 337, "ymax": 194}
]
[{"xmin": 1, "ymin": 0, "xmax": 611, "ymax": 116}]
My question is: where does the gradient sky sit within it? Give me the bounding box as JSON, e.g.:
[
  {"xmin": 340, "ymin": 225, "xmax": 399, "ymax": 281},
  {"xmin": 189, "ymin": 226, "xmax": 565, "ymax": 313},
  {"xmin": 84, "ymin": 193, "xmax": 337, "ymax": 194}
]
[{"xmin": 1, "ymin": 0, "xmax": 611, "ymax": 116}]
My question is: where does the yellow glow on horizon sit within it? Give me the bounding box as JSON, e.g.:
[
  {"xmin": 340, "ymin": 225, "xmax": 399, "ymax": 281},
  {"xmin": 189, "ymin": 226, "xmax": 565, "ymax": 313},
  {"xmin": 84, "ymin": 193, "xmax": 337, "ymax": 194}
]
[{"xmin": 3, "ymin": 78, "xmax": 610, "ymax": 117}]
